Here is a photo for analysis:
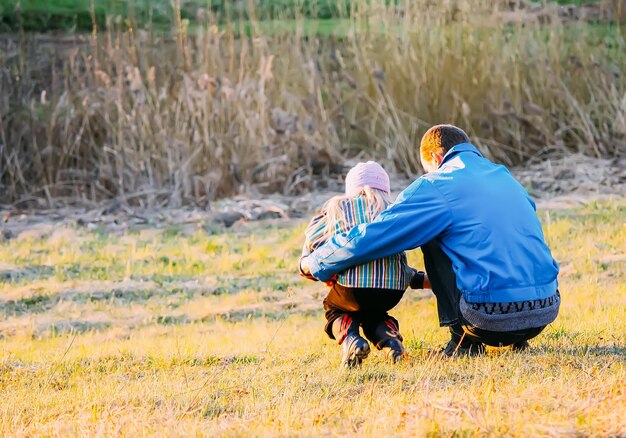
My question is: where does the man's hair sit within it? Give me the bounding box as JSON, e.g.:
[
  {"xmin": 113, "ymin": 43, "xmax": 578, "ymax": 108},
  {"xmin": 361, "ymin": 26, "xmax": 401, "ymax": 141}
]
[{"xmin": 420, "ymin": 124, "xmax": 470, "ymax": 158}]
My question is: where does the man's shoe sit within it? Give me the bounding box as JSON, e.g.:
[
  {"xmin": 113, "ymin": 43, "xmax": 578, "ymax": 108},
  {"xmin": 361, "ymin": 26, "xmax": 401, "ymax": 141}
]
[
  {"xmin": 442, "ymin": 339, "xmax": 486, "ymax": 358},
  {"xmin": 342, "ymin": 333, "xmax": 371, "ymax": 368},
  {"xmin": 511, "ymin": 340, "xmax": 530, "ymax": 351},
  {"xmin": 381, "ymin": 339, "xmax": 406, "ymax": 363}
]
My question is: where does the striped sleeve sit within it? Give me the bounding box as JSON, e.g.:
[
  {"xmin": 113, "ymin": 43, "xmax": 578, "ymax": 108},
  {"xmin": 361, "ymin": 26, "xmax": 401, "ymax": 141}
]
[{"xmin": 302, "ymin": 210, "xmax": 330, "ymax": 257}]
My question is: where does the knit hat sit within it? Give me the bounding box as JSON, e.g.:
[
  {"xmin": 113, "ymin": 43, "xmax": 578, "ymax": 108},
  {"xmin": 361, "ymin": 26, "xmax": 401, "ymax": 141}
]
[{"xmin": 345, "ymin": 161, "xmax": 391, "ymax": 196}]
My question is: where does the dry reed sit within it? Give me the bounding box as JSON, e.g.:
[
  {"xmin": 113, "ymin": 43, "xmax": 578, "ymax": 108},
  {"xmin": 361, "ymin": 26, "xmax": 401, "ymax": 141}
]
[{"xmin": 0, "ymin": 0, "xmax": 624, "ymax": 206}]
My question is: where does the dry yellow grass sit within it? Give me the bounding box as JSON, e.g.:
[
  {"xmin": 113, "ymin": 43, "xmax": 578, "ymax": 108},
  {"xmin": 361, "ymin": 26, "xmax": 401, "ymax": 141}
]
[{"xmin": 0, "ymin": 196, "xmax": 624, "ymax": 436}]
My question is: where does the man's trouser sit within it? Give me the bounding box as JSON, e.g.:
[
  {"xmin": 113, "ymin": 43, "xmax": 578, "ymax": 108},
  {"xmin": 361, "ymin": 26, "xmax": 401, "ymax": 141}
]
[{"xmin": 421, "ymin": 240, "xmax": 546, "ymax": 347}]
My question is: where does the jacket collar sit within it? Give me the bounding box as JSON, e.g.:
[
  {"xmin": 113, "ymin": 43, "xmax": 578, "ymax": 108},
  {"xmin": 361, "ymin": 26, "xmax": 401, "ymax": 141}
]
[{"xmin": 440, "ymin": 143, "xmax": 483, "ymax": 167}]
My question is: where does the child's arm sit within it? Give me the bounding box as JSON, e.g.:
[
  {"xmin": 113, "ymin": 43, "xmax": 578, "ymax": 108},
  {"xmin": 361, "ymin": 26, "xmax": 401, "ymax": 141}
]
[
  {"xmin": 300, "ymin": 210, "xmax": 331, "ymax": 281},
  {"xmin": 302, "ymin": 211, "xmax": 331, "ymax": 255}
]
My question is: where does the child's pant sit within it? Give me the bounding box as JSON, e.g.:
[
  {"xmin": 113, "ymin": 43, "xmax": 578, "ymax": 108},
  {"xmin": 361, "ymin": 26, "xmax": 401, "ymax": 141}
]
[{"xmin": 323, "ymin": 283, "xmax": 405, "ymax": 345}]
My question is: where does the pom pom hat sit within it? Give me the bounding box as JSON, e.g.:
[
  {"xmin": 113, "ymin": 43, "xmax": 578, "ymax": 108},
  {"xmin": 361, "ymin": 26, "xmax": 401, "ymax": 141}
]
[{"xmin": 345, "ymin": 161, "xmax": 391, "ymax": 196}]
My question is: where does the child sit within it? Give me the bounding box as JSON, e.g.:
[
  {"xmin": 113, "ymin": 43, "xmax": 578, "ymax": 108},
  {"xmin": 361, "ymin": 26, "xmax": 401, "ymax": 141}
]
[{"xmin": 300, "ymin": 161, "xmax": 426, "ymax": 368}]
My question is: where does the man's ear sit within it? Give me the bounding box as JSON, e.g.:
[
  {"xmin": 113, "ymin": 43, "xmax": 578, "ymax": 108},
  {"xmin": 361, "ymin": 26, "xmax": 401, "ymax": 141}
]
[{"xmin": 431, "ymin": 150, "xmax": 444, "ymax": 166}]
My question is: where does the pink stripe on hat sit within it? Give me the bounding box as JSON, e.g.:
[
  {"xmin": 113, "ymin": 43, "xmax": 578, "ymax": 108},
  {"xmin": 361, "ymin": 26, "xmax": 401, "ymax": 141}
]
[{"xmin": 345, "ymin": 161, "xmax": 391, "ymax": 196}]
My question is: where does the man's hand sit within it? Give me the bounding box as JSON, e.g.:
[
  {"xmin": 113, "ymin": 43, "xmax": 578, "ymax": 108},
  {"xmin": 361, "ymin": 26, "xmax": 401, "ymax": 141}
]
[
  {"xmin": 409, "ymin": 268, "xmax": 431, "ymax": 289},
  {"xmin": 324, "ymin": 274, "xmax": 338, "ymax": 287},
  {"xmin": 423, "ymin": 273, "xmax": 431, "ymax": 289}
]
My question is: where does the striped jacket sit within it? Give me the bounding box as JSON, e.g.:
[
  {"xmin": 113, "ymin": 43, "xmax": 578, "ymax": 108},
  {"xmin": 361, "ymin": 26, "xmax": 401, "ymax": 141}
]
[{"xmin": 302, "ymin": 195, "xmax": 411, "ymax": 290}]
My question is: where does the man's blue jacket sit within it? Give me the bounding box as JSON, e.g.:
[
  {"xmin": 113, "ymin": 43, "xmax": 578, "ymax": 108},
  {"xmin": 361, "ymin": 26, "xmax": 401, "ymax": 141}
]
[{"xmin": 305, "ymin": 143, "xmax": 559, "ymax": 304}]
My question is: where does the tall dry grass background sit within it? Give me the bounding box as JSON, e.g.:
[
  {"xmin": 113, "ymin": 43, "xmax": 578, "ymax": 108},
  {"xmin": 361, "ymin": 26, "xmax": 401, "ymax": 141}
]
[{"xmin": 1, "ymin": 0, "xmax": 625, "ymax": 206}]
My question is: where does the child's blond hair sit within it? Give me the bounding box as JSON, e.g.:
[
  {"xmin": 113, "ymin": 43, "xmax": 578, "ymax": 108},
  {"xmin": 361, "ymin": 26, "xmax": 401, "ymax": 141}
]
[{"xmin": 323, "ymin": 186, "xmax": 391, "ymax": 236}]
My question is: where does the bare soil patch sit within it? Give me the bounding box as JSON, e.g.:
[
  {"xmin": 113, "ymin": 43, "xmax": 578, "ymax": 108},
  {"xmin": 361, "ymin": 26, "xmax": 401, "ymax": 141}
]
[{"xmin": 0, "ymin": 154, "xmax": 623, "ymax": 237}]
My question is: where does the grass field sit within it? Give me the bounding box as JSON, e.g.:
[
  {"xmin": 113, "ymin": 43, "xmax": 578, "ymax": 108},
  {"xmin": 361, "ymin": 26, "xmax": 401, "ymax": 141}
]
[{"xmin": 0, "ymin": 196, "xmax": 624, "ymax": 435}]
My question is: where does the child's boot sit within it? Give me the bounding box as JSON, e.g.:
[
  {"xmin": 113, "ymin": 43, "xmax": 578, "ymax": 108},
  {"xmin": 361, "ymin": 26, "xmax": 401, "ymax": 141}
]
[
  {"xmin": 332, "ymin": 314, "xmax": 370, "ymax": 368},
  {"xmin": 363, "ymin": 317, "xmax": 406, "ymax": 363}
]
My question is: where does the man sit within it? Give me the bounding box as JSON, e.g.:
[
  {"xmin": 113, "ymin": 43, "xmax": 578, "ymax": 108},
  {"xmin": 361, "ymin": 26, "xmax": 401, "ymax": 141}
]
[{"xmin": 300, "ymin": 124, "xmax": 560, "ymax": 357}]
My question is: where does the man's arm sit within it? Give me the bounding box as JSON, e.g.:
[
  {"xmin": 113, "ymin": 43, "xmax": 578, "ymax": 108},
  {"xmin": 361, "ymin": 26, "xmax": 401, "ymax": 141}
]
[{"xmin": 302, "ymin": 178, "xmax": 452, "ymax": 282}]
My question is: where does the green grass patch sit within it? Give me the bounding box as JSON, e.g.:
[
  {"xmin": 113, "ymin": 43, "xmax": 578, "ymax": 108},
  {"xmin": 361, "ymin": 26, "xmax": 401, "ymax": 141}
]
[
  {"xmin": 0, "ymin": 0, "xmax": 605, "ymax": 32},
  {"xmin": 1, "ymin": 0, "xmax": 360, "ymax": 32}
]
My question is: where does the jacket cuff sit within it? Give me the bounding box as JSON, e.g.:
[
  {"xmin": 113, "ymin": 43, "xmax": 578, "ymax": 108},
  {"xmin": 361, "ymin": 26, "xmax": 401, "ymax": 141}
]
[
  {"xmin": 307, "ymin": 254, "xmax": 333, "ymax": 282},
  {"xmin": 299, "ymin": 256, "xmax": 318, "ymax": 281},
  {"xmin": 410, "ymin": 271, "xmax": 425, "ymax": 289}
]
